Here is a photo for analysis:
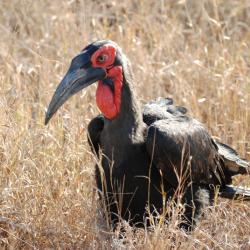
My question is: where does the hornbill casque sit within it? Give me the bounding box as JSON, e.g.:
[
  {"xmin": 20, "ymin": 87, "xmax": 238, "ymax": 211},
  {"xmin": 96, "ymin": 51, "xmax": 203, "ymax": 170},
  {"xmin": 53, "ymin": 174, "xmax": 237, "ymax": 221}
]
[{"xmin": 45, "ymin": 40, "xmax": 250, "ymax": 230}]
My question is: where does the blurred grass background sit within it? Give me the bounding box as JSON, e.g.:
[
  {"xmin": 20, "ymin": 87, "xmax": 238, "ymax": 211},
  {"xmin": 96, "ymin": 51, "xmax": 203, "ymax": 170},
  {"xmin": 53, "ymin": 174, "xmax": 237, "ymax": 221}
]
[{"xmin": 0, "ymin": 0, "xmax": 250, "ymax": 248}]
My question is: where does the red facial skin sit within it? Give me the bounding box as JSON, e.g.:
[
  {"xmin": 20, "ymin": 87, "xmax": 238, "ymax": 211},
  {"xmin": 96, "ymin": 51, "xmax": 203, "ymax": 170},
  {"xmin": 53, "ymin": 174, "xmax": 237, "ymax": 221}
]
[{"xmin": 91, "ymin": 45, "xmax": 123, "ymax": 120}]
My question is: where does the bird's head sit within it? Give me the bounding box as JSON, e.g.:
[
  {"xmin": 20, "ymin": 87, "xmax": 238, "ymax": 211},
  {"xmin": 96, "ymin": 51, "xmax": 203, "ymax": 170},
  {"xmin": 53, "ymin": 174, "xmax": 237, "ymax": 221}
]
[{"xmin": 45, "ymin": 40, "xmax": 127, "ymax": 124}]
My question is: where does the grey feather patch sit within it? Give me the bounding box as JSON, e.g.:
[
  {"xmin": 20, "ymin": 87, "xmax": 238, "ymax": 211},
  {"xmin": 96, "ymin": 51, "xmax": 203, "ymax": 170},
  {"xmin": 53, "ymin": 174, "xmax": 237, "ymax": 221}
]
[
  {"xmin": 220, "ymin": 185, "xmax": 250, "ymax": 200},
  {"xmin": 215, "ymin": 141, "xmax": 249, "ymax": 174}
]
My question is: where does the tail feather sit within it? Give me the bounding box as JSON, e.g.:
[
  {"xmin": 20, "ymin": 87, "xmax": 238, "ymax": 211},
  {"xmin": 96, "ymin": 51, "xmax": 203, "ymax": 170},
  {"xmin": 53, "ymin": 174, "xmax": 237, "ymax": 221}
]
[
  {"xmin": 215, "ymin": 141, "xmax": 249, "ymax": 175},
  {"xmin": 219, "ymin": 185, "xmax": 250, "ymax": 200}
]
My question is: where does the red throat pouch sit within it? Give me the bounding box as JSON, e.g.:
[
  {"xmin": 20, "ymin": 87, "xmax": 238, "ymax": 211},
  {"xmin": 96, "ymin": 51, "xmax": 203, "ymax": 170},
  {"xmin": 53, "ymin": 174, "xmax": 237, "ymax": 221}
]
[{"xmin": 96, "ymin": 66, "xmax": 123, "ymax": 119}]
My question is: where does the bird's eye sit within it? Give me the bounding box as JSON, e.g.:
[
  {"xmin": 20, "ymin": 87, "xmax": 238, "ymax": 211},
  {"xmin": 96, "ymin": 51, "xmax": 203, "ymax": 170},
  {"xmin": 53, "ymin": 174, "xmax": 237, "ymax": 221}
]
[{"xmin": 97, "ymin": 54, "xmax": 107, "ymax": 64}]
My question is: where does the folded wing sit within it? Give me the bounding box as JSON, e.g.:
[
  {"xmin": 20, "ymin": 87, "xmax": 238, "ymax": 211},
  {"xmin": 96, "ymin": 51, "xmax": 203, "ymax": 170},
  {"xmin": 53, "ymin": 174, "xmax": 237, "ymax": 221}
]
[{"xmin": 143, "ymin": 98, "xmax": 249, "ymax": 192}]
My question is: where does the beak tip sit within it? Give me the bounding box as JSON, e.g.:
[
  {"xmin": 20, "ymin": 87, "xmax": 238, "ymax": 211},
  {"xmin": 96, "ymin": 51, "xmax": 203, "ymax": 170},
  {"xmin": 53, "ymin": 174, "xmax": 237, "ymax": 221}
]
[{"xmin": 44, "ymin": 113, "xmax": 51, "ymax": 125}]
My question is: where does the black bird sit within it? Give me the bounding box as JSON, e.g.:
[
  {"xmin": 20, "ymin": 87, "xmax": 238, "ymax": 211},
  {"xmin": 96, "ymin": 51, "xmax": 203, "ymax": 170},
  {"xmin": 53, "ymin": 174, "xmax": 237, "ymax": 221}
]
[{"xmin": 45, "ymin": 40, "xmax": 250, "ymax": 230}]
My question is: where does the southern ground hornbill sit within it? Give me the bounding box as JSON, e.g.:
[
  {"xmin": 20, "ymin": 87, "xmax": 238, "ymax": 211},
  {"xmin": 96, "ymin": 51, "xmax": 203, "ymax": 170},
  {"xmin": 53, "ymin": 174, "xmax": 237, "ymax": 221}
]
[{"xmin": 45, "ymin": 40, "xmax": 250, "ymax": 230}]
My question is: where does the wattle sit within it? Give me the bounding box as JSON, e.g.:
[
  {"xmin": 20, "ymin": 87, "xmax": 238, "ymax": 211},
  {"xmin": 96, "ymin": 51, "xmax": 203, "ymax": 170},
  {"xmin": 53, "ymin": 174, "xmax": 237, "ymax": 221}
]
[{"xmin": 96, "ymin": 81, "xmax": 118, "ymax": 119}]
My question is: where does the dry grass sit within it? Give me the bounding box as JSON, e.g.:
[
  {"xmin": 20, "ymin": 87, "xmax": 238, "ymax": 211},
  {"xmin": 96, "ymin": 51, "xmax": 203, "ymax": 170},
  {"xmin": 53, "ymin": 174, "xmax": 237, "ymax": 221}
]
[{"xmin": 0, "ymin": 0, "xmax": 250, "ymax": 249}]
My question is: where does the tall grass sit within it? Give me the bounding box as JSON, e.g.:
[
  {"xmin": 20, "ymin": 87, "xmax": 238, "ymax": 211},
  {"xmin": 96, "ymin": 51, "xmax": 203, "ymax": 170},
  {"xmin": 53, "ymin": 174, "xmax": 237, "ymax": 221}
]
[{"xmin": 0, "ymin": 0, "xmax": 249, "ymax": 248}]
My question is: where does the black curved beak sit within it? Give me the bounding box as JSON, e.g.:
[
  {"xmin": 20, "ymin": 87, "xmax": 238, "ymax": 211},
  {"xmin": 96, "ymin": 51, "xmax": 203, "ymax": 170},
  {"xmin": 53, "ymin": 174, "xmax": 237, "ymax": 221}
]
[{"xmin": 45, "ymin": 56, "xmax": 106, "ymax": 125}]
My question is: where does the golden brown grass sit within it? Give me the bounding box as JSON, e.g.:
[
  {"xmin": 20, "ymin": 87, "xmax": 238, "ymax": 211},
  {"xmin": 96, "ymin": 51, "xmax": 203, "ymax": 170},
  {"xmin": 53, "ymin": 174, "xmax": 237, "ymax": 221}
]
[{"xmin": 0, "ymin": 0, "xmax": 250, "ymax": 249}]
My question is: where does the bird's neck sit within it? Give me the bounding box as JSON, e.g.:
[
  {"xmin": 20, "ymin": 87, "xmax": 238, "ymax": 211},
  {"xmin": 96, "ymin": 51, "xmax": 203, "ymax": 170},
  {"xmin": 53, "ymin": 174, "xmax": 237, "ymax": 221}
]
[
  {"xmin": 96, "ymin": 58, "xmax": 145, "ymax": 143},
  {"xmin": 98, "ymin": 66, "xmax": 146, "ymax": 167},
  {"xmin": 105, "ymin": 75, "xmax": 145, "ymax": 143}
]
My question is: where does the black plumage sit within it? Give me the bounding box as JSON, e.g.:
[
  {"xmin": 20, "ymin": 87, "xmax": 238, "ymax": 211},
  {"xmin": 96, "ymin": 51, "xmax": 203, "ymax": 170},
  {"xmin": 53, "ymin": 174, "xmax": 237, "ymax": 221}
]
[{"xmin": 45, "ymin": 40, "xmax": 250, "ymax": 230}]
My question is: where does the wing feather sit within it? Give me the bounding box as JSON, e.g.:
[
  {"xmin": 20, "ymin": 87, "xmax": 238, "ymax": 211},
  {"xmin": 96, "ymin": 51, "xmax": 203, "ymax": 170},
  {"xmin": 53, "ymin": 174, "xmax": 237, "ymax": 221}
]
[
  {"xmin": 87, "ymin": 115, "xmax": 104, "ymax": 156},
  {"xmin": 214, "ymin": 140, "xmax": 249, "ymax": 175},
  {"xmin": 143, "ymin": 97, "xmax": 187, "ymax": 126},
  {"xmin": 145, "ymin": 116, "xmax": 226, "ymax": 187},
  {"xmin": 143, "ymin": 97, "xmax": 249, "ymax": 188}
]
